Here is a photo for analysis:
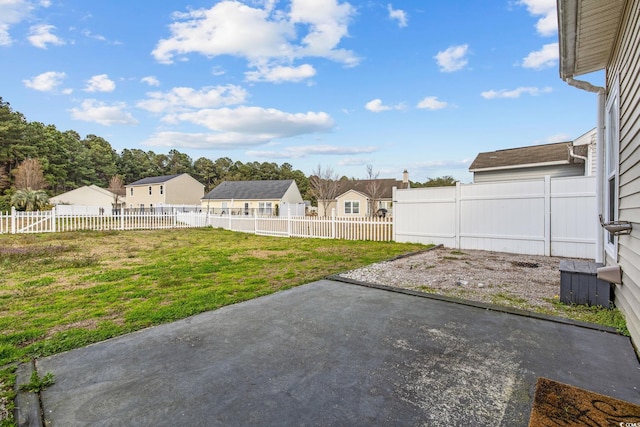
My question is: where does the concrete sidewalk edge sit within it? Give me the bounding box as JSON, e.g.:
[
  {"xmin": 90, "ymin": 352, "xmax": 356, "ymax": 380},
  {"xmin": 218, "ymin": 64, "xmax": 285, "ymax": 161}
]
[
  {"xmin": 15, "ymin": 360, "xmax": 43, "ymax": 427},
  {"xmin": 326, "ymin": 274, "xmax": 622, "ymax": 335}
]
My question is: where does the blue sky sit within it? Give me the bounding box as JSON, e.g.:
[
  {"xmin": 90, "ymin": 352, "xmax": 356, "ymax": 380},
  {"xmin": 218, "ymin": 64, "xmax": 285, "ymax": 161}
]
[{"xmin": 1, "ymin": 0, "xmax": 601, "ymax": 183}]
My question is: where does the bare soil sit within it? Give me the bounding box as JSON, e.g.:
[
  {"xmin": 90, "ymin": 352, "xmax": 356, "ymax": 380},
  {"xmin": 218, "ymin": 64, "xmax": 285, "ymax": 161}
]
[{"xmin": 340, "ymin": 246, "xmax": 571, "ymax": 312}]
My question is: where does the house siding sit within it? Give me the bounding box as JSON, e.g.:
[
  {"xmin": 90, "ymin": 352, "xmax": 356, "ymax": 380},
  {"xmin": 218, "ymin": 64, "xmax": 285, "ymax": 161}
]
[
  {"xmin": 473, "ymin": 164, "xmax": 584, "ymax": 183},
  {"xmin": 280, "ymin": 181, "xmax": 304, "ymax": 204},
  {"xmin": 164, "ymin": 174, "xmax": 204, "ymax": 205},
  {"xmin": 201, "ymin": 199, "xmax": 281, "ymax": 213},
  {"xmin": 336, "ymin": 190, "xmax": 369, "ymax": 217},
  {"xmin": 126, "ymin": 174, "xmax": 204, "ymax": 208},
  {"xmin": 607, "ymin": 1, "xmax": 640, "ymax": 347}
]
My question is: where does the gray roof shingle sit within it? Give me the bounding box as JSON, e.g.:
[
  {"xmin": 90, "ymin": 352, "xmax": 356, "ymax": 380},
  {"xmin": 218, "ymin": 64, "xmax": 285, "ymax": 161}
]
[
  {"xmin": 335, "ymin": 179, "xmax": 407, "ymax": 199},
  {"xmin": 128, "ymin": 174, "xmax": 181, "ymax": 186},
  {"xmin": 468, "ymin": 142, "xmax": 584, "ymax": 171},
  {"xmin": 203, "ymin": 180, "xmax": 295, "ymax": 200}
]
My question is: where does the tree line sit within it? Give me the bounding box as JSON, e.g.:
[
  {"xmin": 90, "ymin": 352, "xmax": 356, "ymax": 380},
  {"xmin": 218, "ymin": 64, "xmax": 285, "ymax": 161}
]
[
  {"xmin": 1, "ymin": 96, "xmax": 456, "ymax": 211},
  {"xmin": 0, "ymin": 97, "xmax": 311, "ymax": 210}
]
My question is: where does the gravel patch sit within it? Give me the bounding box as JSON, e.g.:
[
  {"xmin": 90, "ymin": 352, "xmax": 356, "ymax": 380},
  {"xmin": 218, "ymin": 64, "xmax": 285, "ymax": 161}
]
[{"xmin": 340, "ymin": 246, "xmax": 572, "ymax": 312}]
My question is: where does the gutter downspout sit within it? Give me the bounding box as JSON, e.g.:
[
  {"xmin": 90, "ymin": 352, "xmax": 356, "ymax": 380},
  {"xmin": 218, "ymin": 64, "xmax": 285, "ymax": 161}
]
[{"xmin": 563, "ymin": 77, "xmax": 605, "ymax": 263}]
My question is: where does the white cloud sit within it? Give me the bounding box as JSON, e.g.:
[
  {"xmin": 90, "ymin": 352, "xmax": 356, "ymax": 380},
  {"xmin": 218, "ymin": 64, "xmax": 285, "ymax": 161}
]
[
  {"xmin": 245, "ymin": 63, "xmax": 316, "ymax": 83},
  {"xmin": 434, "ymin": 44, "xmax": 469, "ymax": 72},
  {"xmin": 417, "ymin": 96, "xmax": 448, "ymax": 110},
  {"xmin": 28, "ymin": 24, "xmax": 64, "ymax": 48},
  {"xmin": 387, "ymin": 4, "xmax": 407, "ymax": 28},
  {"xmin": 481, "ymin": 86, "xmax": 552, "ymax": 99},
  {"xmin": 84, "ymin": 74, "xmax": 116, "ymax": 92},
  {"xmin": 141, "ymin": 76, "xmax": 161, "ymax": 86},
  {"xmin": 152, "ymin": 0, "xmax": 358, "ymax": 69},
  {"xmin": 23, "ymin": 71, "xmax": 66, "ymax": 92},
  {"xmin": 164, "ymin": 106, "xmax": 334, "ymax": 138},
  {"xmin": 365, "ymin": 98, "xmax": 405, "ymax": 113},
  {"xmin": 70, "ymin": 99, "xmax": 138, "ymax": 126},
  {"xmin": 522, "ymin": 42, "xmax": 558, "ymax": 69},
  {"xmin": 247, "ymin": 144, "xmax": 377, "ymax": 158},
  {"xmin": 0, "ymin": 0, "xmax": 33, "ymax": 46},
  {"xmin": 142, "ymin": 131, "xmax": 273, "ymax": 149},
  {"xmin": 137, "ymin": 85, "xmax": 248, "ymax": 113},
  {"xmin": 365, "ymin": 99, "xmax": 390, "ymax": 112},
  {"xmin": 289, "ymin": 0, "xmax": 358, "ymax": 65},
  {"xmin": 518, "ymin": 0, "xmax": 557, "ymax": 36}
]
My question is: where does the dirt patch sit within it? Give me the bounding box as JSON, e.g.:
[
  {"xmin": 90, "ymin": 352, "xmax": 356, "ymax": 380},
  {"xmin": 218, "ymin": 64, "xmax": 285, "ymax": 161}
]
[{"xmin": 340, "ymin": 246, "xmax": 575, "ymax": 312}]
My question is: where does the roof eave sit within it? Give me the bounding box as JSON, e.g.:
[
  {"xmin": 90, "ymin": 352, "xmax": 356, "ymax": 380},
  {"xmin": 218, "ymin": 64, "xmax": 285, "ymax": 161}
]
[
  {"xmin": 470, "ymin": 160, "xmax": 572, "ymax": 173},
  {"xmin": 557, "ymin": 0, "xmax": 624, "ymax": 79}
]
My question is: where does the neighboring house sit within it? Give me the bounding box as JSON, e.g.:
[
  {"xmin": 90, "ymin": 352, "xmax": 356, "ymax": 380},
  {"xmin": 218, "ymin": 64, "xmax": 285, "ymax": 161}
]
[
  {"xmin": 318, "ymin": 171, "xmax": 410, "ymax": 217},
  {"xmin": 469, "ymin": 134, "xmax": 594, "ymax": 183},
  {"xmin": 558, "ymin": 0, "xmax": 639, "ymax": 347},
  {"xmin": 201, "ymin": 179, "xmax": 304, "ymax": 216},
  {"xmin": 125, "ymin": 174, "xmax": 204, "ymax": 210},
  {"xmin": 49, "ymin": 185, "xmax": 121, "ymax": 215}
]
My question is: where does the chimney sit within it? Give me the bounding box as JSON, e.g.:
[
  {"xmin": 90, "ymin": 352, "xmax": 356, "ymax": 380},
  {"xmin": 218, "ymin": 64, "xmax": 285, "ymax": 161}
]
[{"xmin": 402, "ymin": 170, "xmax": 409, "ymax": 185}]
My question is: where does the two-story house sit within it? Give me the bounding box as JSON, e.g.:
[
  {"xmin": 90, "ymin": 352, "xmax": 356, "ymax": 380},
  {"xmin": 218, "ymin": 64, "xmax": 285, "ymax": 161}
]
[{"xmin": 125, "ymin": 174, "xmax": 204, "ymax": 211}]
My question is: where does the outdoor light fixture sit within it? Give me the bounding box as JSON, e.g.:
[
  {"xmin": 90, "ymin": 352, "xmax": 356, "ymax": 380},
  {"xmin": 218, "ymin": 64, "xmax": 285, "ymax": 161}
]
[{"xmin": 599, "ymin": 215, "xmax": 632, "ymax": 236}]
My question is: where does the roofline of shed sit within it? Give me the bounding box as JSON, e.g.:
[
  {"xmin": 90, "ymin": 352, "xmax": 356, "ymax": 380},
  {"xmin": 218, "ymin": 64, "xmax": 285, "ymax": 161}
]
[{"xmin": 469, "ymin": 160, "xmax": 572, "ymax": 173}]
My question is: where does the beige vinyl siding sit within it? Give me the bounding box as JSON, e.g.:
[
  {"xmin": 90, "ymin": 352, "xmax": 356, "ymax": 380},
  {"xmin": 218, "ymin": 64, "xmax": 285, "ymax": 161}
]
[
  {"xmin": 201, "ymin": 199, "xmax": 280, "ymax": 212},
  {"xmin": 126, "ymin": 183, "xmax": 166, "ymax": 208},
  {"xmin": 336, "ymin": 190, "xmax": 368, "ymax": 217},
  {"xmin": 607, "ymin": 1, "xmax": 640, "ymax": 346},
  {"xmin": 280, "ymin": 182, "xmax": 304, "ymax": 204},
  {"xmin": 164, "ymin": 174, "xmax": 204, "ymax": 205},
  {"xmin": 317, "ymin": 201, "xmax": 337, "ymax": 217}
]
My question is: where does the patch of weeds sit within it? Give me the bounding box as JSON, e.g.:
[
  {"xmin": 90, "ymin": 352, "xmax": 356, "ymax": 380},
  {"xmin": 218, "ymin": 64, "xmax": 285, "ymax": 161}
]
[
  {"xmin": 491, "ymin": 292, "xmax": 528, "ymax": 307},
  {"xmin": 19, "ymin": 371, "xmax": 55, "ymax": 393},
  {"xmin": 417, "ymin": 285, "xmax": 437, "ymax": 294},
  {"xmin": 545, "ymin": 299, "xmax": 629, "ymax": 336},
  {"xmin": 450, "ymin": 250, "xmax": 466, "ymax": 256},
  {"xmin": 59, "ymin": 256, "xmax": 99, "ymax": 269}
]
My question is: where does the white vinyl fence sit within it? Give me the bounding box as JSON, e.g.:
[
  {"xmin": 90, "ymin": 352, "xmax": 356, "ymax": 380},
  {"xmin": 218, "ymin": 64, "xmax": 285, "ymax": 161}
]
[
  {"xmin": 0, "ymin": 207, "xmax": 392, "ymax": 241},
  {"xmin": 393, "ymin": 176, "xmax": 597, "ymax": 258}
]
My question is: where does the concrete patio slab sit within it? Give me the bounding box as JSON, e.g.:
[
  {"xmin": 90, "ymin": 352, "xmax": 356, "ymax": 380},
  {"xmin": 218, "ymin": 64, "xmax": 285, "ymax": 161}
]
[{"xmin": 23, "ymin": 279, "xmax": 640, "ymax": 426}]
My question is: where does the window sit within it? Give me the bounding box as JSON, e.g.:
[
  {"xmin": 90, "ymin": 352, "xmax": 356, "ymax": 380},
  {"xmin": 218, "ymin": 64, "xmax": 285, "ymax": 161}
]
[
  {"xmin": 130, "ymin": 188, "xmax": 133, "ymax": 196},
  {"xmin": 344, "ymin": 200, "xmax": 360, "ymax": 214},
  {"xmin": 148, "ymin": 186, "xmax": 152, "ymax": 195},
  {"xmin": 604, "ymin": 78, "xmax": 620, "ymax": 256},
  {"xmin": 160, "ymin": 185, "xmax": 164, "ymax": 195},
  {"xmin": 258, "ymin": 202, "xmax": 272, "ymax": 215}
]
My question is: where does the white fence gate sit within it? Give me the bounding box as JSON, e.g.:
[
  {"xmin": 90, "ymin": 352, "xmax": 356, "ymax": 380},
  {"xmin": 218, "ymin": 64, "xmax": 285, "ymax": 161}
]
[{"xmin": 393, "ymin": 176, "xmax": 597, "ymax": 259}]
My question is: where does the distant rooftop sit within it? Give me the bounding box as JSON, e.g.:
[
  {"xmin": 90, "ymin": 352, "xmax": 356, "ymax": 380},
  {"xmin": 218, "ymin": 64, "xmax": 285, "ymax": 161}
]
[{"xmin": 469, "ymin": 141, "xmax": 586, "ymax": 171}]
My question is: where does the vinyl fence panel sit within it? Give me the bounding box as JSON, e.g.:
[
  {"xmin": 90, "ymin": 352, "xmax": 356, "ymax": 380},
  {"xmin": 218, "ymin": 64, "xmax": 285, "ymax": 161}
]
[
  {"xmin": 393, "ymin": 186, "xmax": 458, "ymax": 247},
  {"xmin": 394, "ymin": 176, "xmax": 596, "ymax": 258}
]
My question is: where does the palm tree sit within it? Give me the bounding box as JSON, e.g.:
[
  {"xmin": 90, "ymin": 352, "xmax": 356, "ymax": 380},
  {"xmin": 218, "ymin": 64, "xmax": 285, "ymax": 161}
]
[{"xmin": 11, "ymin": 188, "xmax": 49, "ymax": 211}]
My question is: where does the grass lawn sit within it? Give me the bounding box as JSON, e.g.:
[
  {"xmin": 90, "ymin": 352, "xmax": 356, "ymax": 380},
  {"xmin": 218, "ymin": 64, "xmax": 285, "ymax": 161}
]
[
  {"xmin": 0, "ymin": 228, "xmax": 631, "ymax": 426},
  {"xmin": 0, "ymin": 228, "xmax": 427, "ymax": 367}
]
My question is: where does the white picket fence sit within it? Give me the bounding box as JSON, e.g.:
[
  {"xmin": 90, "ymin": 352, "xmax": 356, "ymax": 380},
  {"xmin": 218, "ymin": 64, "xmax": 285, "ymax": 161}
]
[
  {"xmin": 1, "ymin": 175, "xmax": 598, "ymax": 255},
  {"xmin": 0, "ymin": 207, "xmax": 393, "ymax": 241},
  {"xmin": 393, "ymin": 175, "xmax": 597, "ymax": 258}
]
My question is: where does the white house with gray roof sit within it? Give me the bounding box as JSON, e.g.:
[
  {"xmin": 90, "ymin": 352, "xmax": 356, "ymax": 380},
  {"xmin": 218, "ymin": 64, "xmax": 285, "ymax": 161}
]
[
  {"xmin": 201, "ymin": 180, "xmax": 304, "ymax": 216},
  {"xmin": 125, "ymin": 174, "xmax": 204, "ymax": 210}
]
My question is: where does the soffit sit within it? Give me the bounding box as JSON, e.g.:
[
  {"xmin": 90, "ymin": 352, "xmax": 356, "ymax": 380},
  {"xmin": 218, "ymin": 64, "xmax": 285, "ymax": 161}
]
[{"xmin": 558, "ymin": 0, "xmax": 625, "ymax": 78}]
